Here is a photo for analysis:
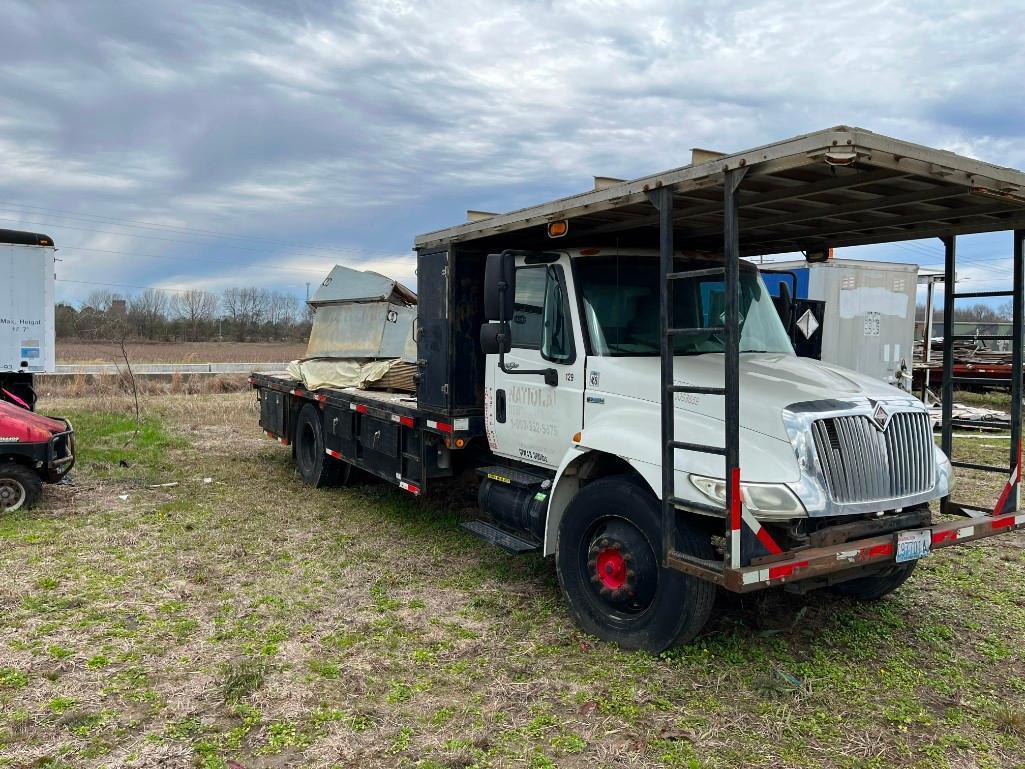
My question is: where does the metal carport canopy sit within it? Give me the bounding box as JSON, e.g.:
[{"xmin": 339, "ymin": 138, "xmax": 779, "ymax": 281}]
[{"xmin": 413, "ymin": 126, "xmax": 1025, "ymax": 255}]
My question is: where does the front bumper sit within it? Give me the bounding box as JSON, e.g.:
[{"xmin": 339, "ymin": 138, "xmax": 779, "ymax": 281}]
[
  {"xmin": 667, "ymin": 509, "xmax": 1024, "ymax": 592},
  {"xmin": 43, "ymin": 419, "xmax": 75, "ymax": 482}
]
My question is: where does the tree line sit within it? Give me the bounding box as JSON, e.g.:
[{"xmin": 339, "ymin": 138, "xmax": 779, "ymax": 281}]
[
  {"xmin": 56, "ymin": 287, "xmax": 312, "ymax": 342},
  {"xmin": 915, "ymin": 301, "xmax": 1014, "ymax": 325}
]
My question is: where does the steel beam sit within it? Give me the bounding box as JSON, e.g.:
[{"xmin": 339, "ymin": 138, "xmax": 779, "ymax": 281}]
[
  {"xmin": 940, "ymin": 234, "xmax": 956, "ymax": 516},
  {"xmin": 724, "ymin": 167, "xmax": 746, "ymax": 568},
  {"xmin": 1007, "ymin": 229, "xmax": 1024, "ymax": 513},
  {"xmin": 653, "ymin": 185, "xmax": 676, "ymax": 561}
]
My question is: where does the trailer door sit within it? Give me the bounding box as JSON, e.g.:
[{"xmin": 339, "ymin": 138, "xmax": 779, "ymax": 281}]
[{"xmin": 485, "ymin": 256, "xmax": 584, "ymax": 469}]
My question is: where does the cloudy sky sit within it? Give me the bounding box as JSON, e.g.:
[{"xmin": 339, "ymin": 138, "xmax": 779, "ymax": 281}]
[{"xmin": 3, "ymin": 0, "xmax": 1023, "ymax": 306}]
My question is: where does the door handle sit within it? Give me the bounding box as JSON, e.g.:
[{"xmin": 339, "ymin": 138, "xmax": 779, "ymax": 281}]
[{"xmin": 496, "ymin": 389, "xmax": 506, "ymax": 423}]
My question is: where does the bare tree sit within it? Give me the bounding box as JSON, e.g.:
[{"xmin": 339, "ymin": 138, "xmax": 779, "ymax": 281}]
[
  {"xmin": 172, "ymin": 289, "xmax": 219, "ymax": 341},
  {"xmin": 222, "ymin": 287, "xmax": 270, "ymax": 341},
  {"xmin": 83, "ymin": 289, "xmax": 118, "ymax": 312},
  {"xmin": 128, "ymin": 288, "xmax": 170, "ymax": 340}
]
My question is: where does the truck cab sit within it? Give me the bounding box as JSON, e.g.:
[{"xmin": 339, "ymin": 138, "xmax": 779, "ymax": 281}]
[{"xmin": 484, "ymin": 247, "xmax": 948, "ymax": 528}]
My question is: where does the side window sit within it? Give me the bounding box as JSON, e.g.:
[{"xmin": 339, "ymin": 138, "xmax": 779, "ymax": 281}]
[
  {"xmin": 510, "ymin": 265, "xmax": 575, "ymax": 363},
  {"xmin": 542, "ymin": 267, "xmax": 574, "ymax": 363},
  {"xmin": 511, "ymin": 267, "xmax": 546, "ymax": 349}
]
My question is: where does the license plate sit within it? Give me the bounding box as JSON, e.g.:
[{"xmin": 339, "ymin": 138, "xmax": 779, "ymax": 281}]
[{"xmin": 895, "ymin": 529, "xmax": 931, "ymax": 563}]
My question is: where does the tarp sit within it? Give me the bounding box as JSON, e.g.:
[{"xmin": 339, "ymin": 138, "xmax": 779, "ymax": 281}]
[{"xmin": 287, "ymin": 358, "xmax": 399, "ymax": 391}]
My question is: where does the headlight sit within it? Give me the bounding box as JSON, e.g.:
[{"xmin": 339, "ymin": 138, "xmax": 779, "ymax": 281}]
[{"xmin": 689, "ymin": 474, "xmax": 805, "ymax": 516}]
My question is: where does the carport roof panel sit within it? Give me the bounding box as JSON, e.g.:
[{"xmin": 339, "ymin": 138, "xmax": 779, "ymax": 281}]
[{"xmin": 413, "ymin": 126, "xmax": 1025, "ymax": 255}]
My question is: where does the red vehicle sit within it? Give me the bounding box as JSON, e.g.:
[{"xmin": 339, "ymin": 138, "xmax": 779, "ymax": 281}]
[{"xmin": 0, "ymin": 400, "xmax": 74, "ymax": 511}]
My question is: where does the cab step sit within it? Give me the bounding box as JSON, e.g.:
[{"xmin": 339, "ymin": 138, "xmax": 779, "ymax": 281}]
[
  {"xmin": 460, "ymin": 519, "xmax": 541, "ymax": 553},
  {"xmin": 476, "ymin": 465, "xmax": 551, "ymax": 489}
]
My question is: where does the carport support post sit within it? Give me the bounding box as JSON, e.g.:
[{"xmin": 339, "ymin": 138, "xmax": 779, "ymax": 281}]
[
  {"xmin": 654, "ymin": 185, "xmax": 676, "ymax": 561},
  {"xmin": 1009, "ymin": 229, "xmax": 1024, "ymax": 513},
  {"xmin": 940, "ymin": 234, "xmax": 955, "ymax": 515},
  {"xmin": 724, "ymin": 168, "xmax": 745, "ymax": 569}
]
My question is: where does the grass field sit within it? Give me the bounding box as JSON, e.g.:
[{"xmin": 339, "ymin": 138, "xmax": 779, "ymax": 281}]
[
  {"xmin": 56, "ymin": 342, "xmax": 306, "ymax": 364},
  {"xmin": 1, "ymin": 392, "xmax": 1023, "ymax": 768}
]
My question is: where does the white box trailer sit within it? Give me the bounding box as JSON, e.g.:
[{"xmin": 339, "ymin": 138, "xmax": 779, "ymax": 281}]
[
  {"xmin": 0, "ymin": 229, "xmax": 56, "ymax": 408},
  {"xmin": 760, "ymin": 258, "xmax": 918, "ymax": 386}
]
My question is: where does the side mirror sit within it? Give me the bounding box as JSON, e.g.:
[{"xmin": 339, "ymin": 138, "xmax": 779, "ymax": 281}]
[
  {"xmin": 484, "ymin": 251, "xmax": 515, "ymax": 321},
  {"xmin": 480, "ymin": 321, "xmax": 512, "ymax": 355}
]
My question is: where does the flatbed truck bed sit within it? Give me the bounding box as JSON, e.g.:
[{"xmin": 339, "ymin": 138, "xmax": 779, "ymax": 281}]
[{"xmin": 250, "ymin": 371, "xmax": 486, "ymax": 496}]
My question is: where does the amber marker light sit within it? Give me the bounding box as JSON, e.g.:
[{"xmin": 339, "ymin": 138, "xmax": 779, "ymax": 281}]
[{"xmin": 547, "ymin": 220, "xmax": 569, "ymax": 238}]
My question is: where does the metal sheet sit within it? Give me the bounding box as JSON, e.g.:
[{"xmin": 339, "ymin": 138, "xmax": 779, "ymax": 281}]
[{"xmin": 306, "ymin": 302, "xmax": 416, "ymax": 360}]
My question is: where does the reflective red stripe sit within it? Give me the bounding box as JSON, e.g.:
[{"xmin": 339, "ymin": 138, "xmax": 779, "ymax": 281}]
[
  {"xmin": 768, "ymin": 561, "xmax": 808, "ymax": 580},
  {"xmin": 729, "ymin": 467, "xmax": 741, "ymax": 532},
  {"xmin": 754, "ymin": 522, "xmax": 783, "ymax": 555},
  {"xmin": 932, "ymin": 529, "xmax": 958, "ymax": 544},
  {"xmin": 435, "ymin": 421, "xmax": 453, "ymax": 433},
  {"xmin": 326, "ymin": 449, "xmax": 343, "ymax": 460},
  {"xmin": 317, "ymin": 394, "xmax": 327, "ymax": 402},
  {"xmin": 399, "ymin": 480, "xmax": 421, "ymax": 495},
  {"xmin": 992, "ymin": 515, "xmax": 1016, "ymax": 530},
  {"xmin": 399, "ymin": 416, "xmax": 415, "ymax": 428},
  {"xmin": 355, "ymin": 404, "xmax": 368, "ymax": 414},
  {"xmin": 865, "ymin": 543, "xmax": 893, "ymax": 558}
]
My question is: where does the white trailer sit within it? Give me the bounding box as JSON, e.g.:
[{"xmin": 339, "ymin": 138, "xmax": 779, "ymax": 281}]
[{"xmin": 0, "ymin": 230, "xmax": 57, "ymax": 409}]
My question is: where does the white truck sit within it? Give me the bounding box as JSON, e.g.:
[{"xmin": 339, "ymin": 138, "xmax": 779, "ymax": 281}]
[
  {"xmin": 253, "ymin": 127, "xmax": 1025, "ymax": 652},
  {"xmin": 0, "ymin": 229, "xmax": 57, "ymax": 409}
]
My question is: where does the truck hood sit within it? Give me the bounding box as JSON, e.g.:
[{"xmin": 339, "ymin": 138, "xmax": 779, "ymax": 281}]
[
  {"xmin": 590, "ymin": 353, "xmax": 915, "ymax": 442},
  {"xmin": 0, "ymin": 400, "xmax": 68, "ymax": 443}
]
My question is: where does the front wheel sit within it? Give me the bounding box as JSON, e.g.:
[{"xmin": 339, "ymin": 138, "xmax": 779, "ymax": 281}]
[
  {"xmin": 0, "ymin": 463, "xmax": 43, "ymax": 512},
  {"xmin": 556, "ymin": 476, "xmax": 716, "ymax": 652},
  {"xmin": 828, "ymin": 562, "xmax": 917, "ymax": 601}
]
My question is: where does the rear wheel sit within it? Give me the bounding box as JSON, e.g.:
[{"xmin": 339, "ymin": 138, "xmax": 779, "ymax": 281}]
[
  {"xmin": 829, "ymin": 562, "xmax": 917, "ymax": 601},
  {"xmin": 0, "ymin": 463, "xmax": 42, "ymax": 512},
  {"xmin": 294, "ymin": 404, "xmax": 347, "ymax": 488},
  {"xmin": 556, "ymin": 476, "xmax": 716, "ymax": 652}
]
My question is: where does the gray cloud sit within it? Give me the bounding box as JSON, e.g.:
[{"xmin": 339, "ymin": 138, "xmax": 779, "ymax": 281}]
[{"xmin": 0, "ymin": 0, "xmax": 1022, "ymax": 302}]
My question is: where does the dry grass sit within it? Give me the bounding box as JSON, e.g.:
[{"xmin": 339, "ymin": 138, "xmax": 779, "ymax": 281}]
[
  {"xmin": 57, "ymin": 341, "xmax": 306, "ymax": 364},
  {"xmin": 0, "ymin": 392, "xmax": 1023, "ymax": 768}
]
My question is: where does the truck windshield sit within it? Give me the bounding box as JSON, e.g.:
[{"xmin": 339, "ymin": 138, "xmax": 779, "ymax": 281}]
[{"xmin": 576, "ymin": 255, "xmax": 794, "ymax": 356}]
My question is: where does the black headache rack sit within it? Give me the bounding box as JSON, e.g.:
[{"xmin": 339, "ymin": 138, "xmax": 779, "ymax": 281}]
[{"xmin": 414, "ymin": 125, "xmax": 1025, "ymax": 592}]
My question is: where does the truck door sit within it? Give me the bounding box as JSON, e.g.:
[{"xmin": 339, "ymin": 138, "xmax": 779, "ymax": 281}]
[{"xmin": 485, "ymin": 257, "xmax": 584, "ymax": 469}]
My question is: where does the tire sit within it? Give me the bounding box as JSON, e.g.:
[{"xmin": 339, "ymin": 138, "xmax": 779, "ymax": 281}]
[
  {"xmin": 0, "ymin": 463, "xmax": 43, "ymax": 512},
  {"xmin": 555, "ymin": 476, "xmax": 716, "ymax": 653},
  {"xmin": 294, "ymin": 404, "xmax": 346, "ymax": 488},
  {"xmin": 828, "ymin": 562, "xmax": 917, "ymax": 601}
]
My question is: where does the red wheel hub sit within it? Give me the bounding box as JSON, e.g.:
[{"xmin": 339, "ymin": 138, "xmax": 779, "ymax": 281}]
[{"xmin": 594, "ymin": 547, "xmax": 627, "ymax": 590}]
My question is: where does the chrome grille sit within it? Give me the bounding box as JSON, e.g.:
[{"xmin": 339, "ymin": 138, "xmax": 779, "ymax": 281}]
[{"xmin": 811, "ymin": 411, "xmax": 935, "ymax": 504}]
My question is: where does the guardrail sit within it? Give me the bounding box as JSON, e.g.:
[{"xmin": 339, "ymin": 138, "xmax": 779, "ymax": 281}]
[{"xmin": 40, "ymin": 363, "xmax": 289, "ymax": 376}]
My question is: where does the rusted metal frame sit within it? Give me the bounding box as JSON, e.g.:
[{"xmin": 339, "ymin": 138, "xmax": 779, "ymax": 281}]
[
  {"xmin": 584, "ymin": 168, "xmax": 908, "ymax": 237},
  {"xmin": 720, "ymin": 513, "xmax": 1025, "ymax": 593},
  {"xmin": 665, "ymin": 551, "xmax": 727, "ymax": 584},
  {"xmin": 684, "ymin": 185, "xmax": 968, "ymax": 240},
  {"xmin": 649, "ymin": 185, "xmax": 678, "ymax": 564},
  {"xmin": 940, "ymin": 235, "xmax": 956, "ymax": 515},
  {"xmin": 754, "ymin": 213, "xmax": 1025, "ymax": 254},
  {"xmin": 724, "ymin": 167, "xmax": 747, "ymax": 567},
  {"xmin": 740, "ymin": 201, "xmax": 1024, "ymax": 248},
  {"xmin": 1007, "ymin": 228, "xmax": 1024, "ymax": 513}
]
